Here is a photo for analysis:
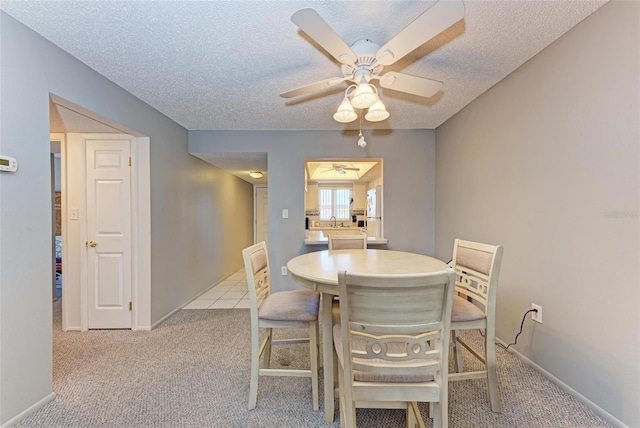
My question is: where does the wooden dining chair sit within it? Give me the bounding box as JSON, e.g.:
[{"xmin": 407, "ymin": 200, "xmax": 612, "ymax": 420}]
[
  {"xmin": 242, "ymin": 241, "xmax": 320, "ymax": 411},
  {"xmin": 333, "ymin": 268, "xmax": 455, "ymax": 428},
  {"xmin": 448, "ymin": 239, "xmax": 504, "ymax": 413},
  {"xmin": 328, "ymin": 234, "xmax": 367, "ymax": 251}
]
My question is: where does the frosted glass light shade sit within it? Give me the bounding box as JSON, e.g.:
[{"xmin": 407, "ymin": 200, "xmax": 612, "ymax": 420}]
[
  {"xmin": 333, "ymin": 97, "xmax": 357, "ymax": 123},
  {"xmin": 249, "ymin": 171, "xmax": 263, "ymax": 178},
  {"xmin": 350, "ymin": 83, "xmax": 378, "ymax": 109},
  {"xmin": 365, "ymin": 99, "xmax": 390, "ymax": 122}
]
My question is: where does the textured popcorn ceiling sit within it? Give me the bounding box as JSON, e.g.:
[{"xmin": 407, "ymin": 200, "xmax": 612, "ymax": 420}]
[{"xmin": 1, "ymin": 0, "xmax": 607, "ymax": 132}]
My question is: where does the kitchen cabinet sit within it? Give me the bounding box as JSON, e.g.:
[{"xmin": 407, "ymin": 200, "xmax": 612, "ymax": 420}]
[
  {"xmin": 353, "ymin": 183, "xmax": 367, "ymax": 210},
  {"xmin": 306, "ymin": 183, "xmax": 319, "ymax": 211}
]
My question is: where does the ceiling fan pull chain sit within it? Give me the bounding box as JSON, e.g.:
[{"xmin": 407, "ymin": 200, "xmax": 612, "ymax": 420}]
[{"xmin": 357, "ymin": 113, "xmax": 367, "ymax": 148}]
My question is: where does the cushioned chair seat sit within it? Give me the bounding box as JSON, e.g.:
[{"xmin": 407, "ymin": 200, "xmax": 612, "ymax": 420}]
[
  {"xmin": 333, "ymin": 325, "xmax": 435, "ymax": 383},
  {"xmin": 258, "ymin": 289, "xmax": 319, "ymax": 322},
  {"xmin": 451, "ymin": 295, "xmax": 485, "ymax": 322}
]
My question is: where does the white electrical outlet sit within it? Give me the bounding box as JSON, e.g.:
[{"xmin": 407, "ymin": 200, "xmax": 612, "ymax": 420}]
[
  {"xmin": 531, "ymin": 303, "xmax": 542, "ymax": 323},
  {"xmin": 281, "ymin": 266, "xmax": 288, "ymax": 276}
]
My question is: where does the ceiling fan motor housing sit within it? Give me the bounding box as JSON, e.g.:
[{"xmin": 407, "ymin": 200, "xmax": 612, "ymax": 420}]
[{"xmin": 341, "ymin": 39, "xmax": 383, "ymax": 82}]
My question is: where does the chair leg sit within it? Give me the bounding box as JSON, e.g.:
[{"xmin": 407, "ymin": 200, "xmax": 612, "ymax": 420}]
[
  {"xmin": 441, "ymin": 383, "xmax": 448, "ymax": 428},
  {"xmin": 347, "ymin": 399, "xmax": 356, "ymax": 428},
  {"xmin": 309, "ymin": 320, "xmax": 320, "ymax": 411},
  {"xmin": 408, "ymin": 402, "xmax": 426, "ymax": 428},
  {"xmin": 452, "ymin": 330, "xmax": 462, "ymax": 373},
  {"xmin": 406, "ymin": 403, "xmax": 416, "ymax": 428},
  {"xmin": 432, "ymin": 400, "xmax": 449, "ymax": 428},
  {"xmin": 263, "ymin": 328, "xmax": 272, "ymax": 369},
  {"xmin": 345, "ymin": 386, "xmax": 356, "ymax": 427},
  {"xmin": 484, "ymin": 327, "xmax": 502, "ymax": 413},
  {"xmin": 432, "ymin": 402, "xmax": 441, "ymax": 428},
  {"xmin": 248, "ymin": 332, "xmax": 260, "ymax": 410},
  {"xmin": 338, "ymin": 361, "xmax": 356, "ymax": 428},
  {"xmin": 337, "ymin": 359, "xmax": 346, "ymax": 427}
]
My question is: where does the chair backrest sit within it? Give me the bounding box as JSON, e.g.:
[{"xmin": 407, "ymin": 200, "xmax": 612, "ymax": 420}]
[
  {"xmin": 451, "ymin": 239, "xmax": 503, "ymax": 318},
  {"xmin": 328, "ymin": 234, "xmax": 367, "ymax": 251},
  {"xmin": 242, "ymin": 241, "xmax": 272, "ymax": 319},
  {"xmin": 337, "ymin": 269, "xmax": 455, "ymax": 382}
]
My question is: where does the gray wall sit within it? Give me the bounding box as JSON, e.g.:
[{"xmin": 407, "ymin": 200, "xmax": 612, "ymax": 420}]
[
  {"xmin": 190, "ymin": 129, "xmax": 437, "ymax": 291},
  {"xmin": 435, "ymin": 2, "xmax": 639, "ymax": 426},
  {"xmin": 149, "ymin": 134, "xmax": 253, "ymax": 324},
  {"xmin": 0, "ymin": 12, "xmax": 252, "ymax": 424}
]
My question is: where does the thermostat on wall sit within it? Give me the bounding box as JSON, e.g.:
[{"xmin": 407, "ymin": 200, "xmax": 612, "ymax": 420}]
[{"xmin": 0, "ymin": 155, "xmax": 18, "ymax": 172}]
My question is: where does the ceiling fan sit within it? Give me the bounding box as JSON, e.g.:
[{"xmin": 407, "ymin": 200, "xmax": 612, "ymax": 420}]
[
  {"xmin": 280, "ymin": 0, "xmax": 465, "ymax": 122},
  {"xmin": 321, "ymin": 164, "xmax": 360, "ymax": 175}
]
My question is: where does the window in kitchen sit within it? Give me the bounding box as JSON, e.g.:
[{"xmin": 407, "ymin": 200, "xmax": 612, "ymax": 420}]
[{"xmin": 319, "ymin": 185, "xmax": 351, "ymax": 221}]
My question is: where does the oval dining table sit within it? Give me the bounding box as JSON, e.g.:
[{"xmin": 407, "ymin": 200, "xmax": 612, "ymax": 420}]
[{"xmin": 287, "ymin": 249, "xmax": 449, "ymax": 422}]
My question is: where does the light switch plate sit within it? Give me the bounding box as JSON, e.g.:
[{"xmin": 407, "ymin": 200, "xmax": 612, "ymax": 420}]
[
  {"xmin": 69, "ymin": 208, "xmax": 79, "ymax": 220},
  {"xmin": 282, "ymin": 209, "xmax": 288, "ymax": 219}
]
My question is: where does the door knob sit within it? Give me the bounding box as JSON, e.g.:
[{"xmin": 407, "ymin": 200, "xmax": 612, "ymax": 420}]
[{"xmin": 86, "ymin": 240, "xmax": 98, "ymax": 247}]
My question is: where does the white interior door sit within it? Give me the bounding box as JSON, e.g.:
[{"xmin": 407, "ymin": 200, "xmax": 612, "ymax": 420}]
[
  {"xmin": 255, "ymin": 187, "xmax": 268, "ymax": 244},
  {"xmin": 86, "ymin": 138, "xmax": 132, "ymax": 329}
]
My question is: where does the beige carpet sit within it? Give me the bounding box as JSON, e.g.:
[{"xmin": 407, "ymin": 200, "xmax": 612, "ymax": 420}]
[{"xmin": 15, "ymin": 302, "xmax": 611, "ymax": 427}]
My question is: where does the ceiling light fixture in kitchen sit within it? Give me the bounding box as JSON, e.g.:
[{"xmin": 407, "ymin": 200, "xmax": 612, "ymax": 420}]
[{"xmin": 249, "ymin": 171, "xmax": 263, "ymax": 179}]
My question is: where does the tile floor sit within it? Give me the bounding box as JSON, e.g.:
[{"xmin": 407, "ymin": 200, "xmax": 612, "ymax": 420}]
[{"xmin": 183, "ymin": 268, "xmax": 250, "ymax": 309}]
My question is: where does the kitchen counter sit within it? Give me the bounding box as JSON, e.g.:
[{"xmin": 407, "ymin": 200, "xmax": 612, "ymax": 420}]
[
  {"xmin": 304, "ymin": 230, "xmax": 388, "ymax": 246},
  {"xmin": 309, "ymin": 226, "xmax": 363, "ymax": 231}
]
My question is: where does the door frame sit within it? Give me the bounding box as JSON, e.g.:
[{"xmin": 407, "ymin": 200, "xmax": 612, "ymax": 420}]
[
  {"xmin": 56, "ymin": 133, "xmax": 151, "ymax": 331},
  {"xmin": 254, "ymin": 185, "xmax": 268, "ymax": 244}
]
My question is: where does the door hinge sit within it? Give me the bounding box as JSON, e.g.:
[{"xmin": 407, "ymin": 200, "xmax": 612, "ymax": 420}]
[
  {"xmin": 128, "ymin": 156, "xmax": 132, "ymax": 166},
  {"xmin": 129, "ymin": 301, "xmax": 132, "ymax": 311}
]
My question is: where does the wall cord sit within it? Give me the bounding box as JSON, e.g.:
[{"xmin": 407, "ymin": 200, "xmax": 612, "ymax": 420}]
[{"xmin": 494, "ymin": 308, "xmax": 538, "ymax": 350}]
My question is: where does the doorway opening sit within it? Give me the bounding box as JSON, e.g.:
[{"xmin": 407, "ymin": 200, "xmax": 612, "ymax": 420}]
[{"xmin": 49, "ymin": 94, "xmax": 151, "ymax": 331}]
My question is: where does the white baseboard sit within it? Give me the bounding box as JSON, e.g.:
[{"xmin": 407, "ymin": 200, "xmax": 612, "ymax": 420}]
[
  {"xmin": 1, "ymin": 392, "xmax": 55, "ymax": 428},
  {"xmin": 151, "ymin": 304, "xmax": 183, "ymax": 329},
  {"xmin": 150, "ymin": 272, "xmax": 242, "ymax": 330},
  {"xmin": 496, "ymin": 338, "xmax": 628, "ymax": 428}
]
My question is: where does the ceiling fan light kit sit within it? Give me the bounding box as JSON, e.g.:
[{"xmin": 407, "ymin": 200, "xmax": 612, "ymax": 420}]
[
  {"xmin": 333, "ymin": 95, "xmax": 358, "ymax": 123},
  {"xmin": 364, "ymin": 99, "xmax": 390, "ymax": 122},
  {"xmin": 350, "ymin": 82, "xmax": 379, "ymax": 109},
  {"xmin": 333, "ymin": 83, "xmax": 382, "ymax": 123},
  {"xmin": 281, "ymin": 0, "xmax": 465, "ymax": 124}
]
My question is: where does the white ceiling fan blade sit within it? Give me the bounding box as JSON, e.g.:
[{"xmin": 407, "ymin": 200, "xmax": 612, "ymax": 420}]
[
  {"xmin": 280, "ymin": 77, "xmax": 348, "ymax": 98},
  {"xmin": 291, "ymin": 8, "xmax": 358, "ymax": 66},
  {"xmin": 375, "ymin": 0, "xmax": 465, "ymax": 66},
  {"xmin": 378, "ymin": 72, "xmax": 443, "ymax": 98}
]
